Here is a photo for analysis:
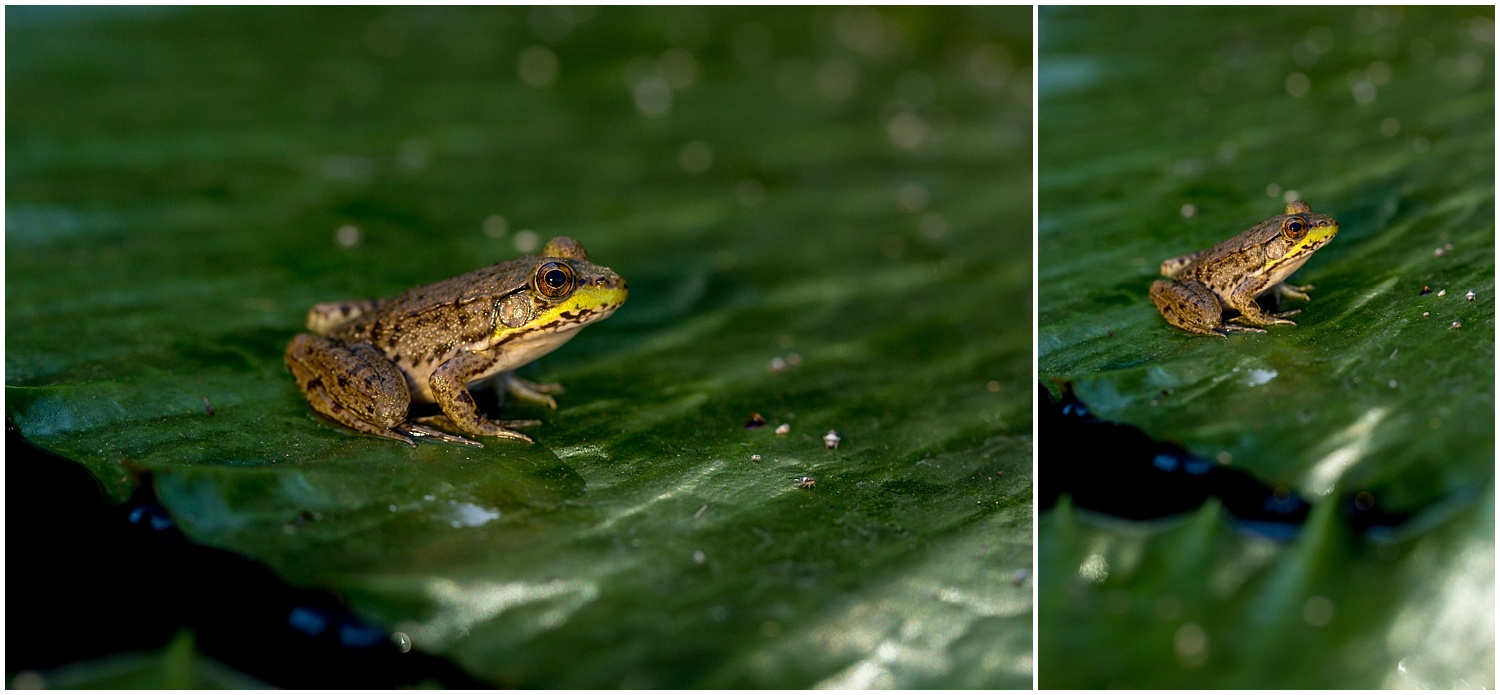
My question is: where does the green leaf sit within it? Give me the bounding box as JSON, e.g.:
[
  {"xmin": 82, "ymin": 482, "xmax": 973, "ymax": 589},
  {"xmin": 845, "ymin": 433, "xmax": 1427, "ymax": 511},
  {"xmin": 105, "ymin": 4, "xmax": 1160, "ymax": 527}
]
[
  {"xmin": 6, "ymin": 7, "xmax": 1032, "ymax": 687},
  {"xmin": 1039, "ymin": 6, "xmax": 1494, "ymax": 688},
  {"xmin": 6, "ymin": 631, "xmax": 271, "ymax": 689}
]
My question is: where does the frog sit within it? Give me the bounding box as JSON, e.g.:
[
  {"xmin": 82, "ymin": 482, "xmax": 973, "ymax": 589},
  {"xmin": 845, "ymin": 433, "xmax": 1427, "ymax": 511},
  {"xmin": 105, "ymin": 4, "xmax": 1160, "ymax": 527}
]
[
  {"xmin": 284, "ymin": 236, "xmax": 628, "ymax": 446},
  {"xmin": 1149, "ymin": 200, "xmax": 1338, "ymax": 337}
]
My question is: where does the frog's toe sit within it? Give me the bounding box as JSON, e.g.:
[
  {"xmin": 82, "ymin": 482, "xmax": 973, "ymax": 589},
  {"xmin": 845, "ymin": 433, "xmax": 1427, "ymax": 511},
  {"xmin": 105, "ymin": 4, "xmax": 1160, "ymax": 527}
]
[
  {"xmin": 380, "ymin": 429, "xmax": 419, "ymax": 447},
  {"xmin": 399, "ymin": 422, "xmax": 483, "ymax": 447},
  {"xmin": 503, "ymin": 375, "xmax": 564, "ymax": 409},
  {"xmin": 414, "ymin": 415, "xmax": 535, "ymax": 444}
]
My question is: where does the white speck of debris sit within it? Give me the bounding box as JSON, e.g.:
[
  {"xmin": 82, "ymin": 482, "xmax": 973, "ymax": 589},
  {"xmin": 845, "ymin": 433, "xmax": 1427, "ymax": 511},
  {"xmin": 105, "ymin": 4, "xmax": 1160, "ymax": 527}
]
[
  {"xmin": 1389, "ymin": 349, "xmax": 1399, "ymax": 359},
  {"xmin": 1467, "ymin": 290, "xmax": 1476, "ymax": 301},
  {"xmin": 336, "ymin": 224, "xmax": 363, "ymax": 248},
  {"xmin": 513, "ymin": 229, "xmax": 541, "ymax": 253},
  {"xmin": 1236, "ymin": 367, "xmax": 1278, "ymax": 387},
  {"xmin": 775, "ymin": 423, "xmax": 790, "ymax": 435},
  {"xmin": 483, "ymin": 214, "xmax": 508, "ymax": 238},
  {"xmin": 447, "ymin": 502, "xmax": 500, "ymax": 528},
  {"xmin": 823, "ymin": 430, "xmax": 842, "ymax": 449},
  {"xmin": 1434, "ymin": 247, "xmax": 1446, "ymax": 257},
  {"xmin": 770, "ymin": 357, "xmax": 788, "ymax": 372},
  {"xmin": 1438, "ymin": 289, "xmax": 1447, "ymax": 297},
  {"xmin": 1450, "ymin": 321, "xmax": 1462, "ymax": 330},
  {"xmin": 1389, "ymin": 379, "xmax": 1398, "ymax": 389},
  {"xmin": 1423, "ymin": 311, "xmax": 1430, "ymax": 317},
  {"xmin": 693, "ymin": 550, "xmax": 707, "ymax": 565},
  {"xmin": 751, "ymin": 454, "xmax": 762, "ymax": 462},
  {"xmin": 694, "ymin": 504, "xmax": 708, "ymax": 520}
]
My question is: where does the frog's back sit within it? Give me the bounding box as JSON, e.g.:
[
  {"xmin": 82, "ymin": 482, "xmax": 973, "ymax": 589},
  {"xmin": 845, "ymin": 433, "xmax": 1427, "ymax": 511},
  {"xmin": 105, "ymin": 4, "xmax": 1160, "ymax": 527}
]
[{"xmin": 325, "ymin": 261, "xmax": 528, "ymax": 358}]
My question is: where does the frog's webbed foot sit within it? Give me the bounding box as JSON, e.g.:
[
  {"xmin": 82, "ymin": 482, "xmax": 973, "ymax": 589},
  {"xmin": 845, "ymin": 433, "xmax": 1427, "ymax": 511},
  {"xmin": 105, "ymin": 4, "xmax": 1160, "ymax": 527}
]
[
  {"xmin": 412, "ymin": 415, "xmax": 538, "ymax": 446},
  {"xmin": 503, "ymin": 373, "xmax": 566, "ymax": 410}
]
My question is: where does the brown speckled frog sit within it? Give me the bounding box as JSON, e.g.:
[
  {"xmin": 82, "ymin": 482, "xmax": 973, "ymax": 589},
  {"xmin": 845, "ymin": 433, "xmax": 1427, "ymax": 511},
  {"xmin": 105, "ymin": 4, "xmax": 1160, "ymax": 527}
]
[
  {"xmin": 285, "ymin": 237, "xmax": 627, "ymax": 446},
  {"xmin": 1150, "ymin": 200, "xmax": 1338, "ymax": 337}
]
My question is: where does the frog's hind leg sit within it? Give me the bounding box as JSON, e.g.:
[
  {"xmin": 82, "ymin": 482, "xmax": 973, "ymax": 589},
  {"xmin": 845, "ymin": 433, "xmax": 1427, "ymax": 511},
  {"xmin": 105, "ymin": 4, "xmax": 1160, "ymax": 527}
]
[
  {"xmin": 305, "ymin": 298, "xmax": 387, "ymax": 335},
  {"xmin": 1158, "ymin": 251, "xmax": 1205, "ymax": 278},
  {"xmin": 285, "ymin": 334, "xmax": 417, "ymax": 445},
  {"xmin": 1150, "ymin": 279, "xmax": 1232, "ymax": 337}
]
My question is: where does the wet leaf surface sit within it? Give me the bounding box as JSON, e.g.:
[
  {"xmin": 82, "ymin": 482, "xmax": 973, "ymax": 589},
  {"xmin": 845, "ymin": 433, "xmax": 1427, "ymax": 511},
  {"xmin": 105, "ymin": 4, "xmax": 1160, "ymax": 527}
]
[
  {"xmin": 1038, "ymin": 6, "xmax": 1494, "ymax": 688},
  {"xmin": 6, "ymin": 7, "xmax": 1032, "ymax": 687}
]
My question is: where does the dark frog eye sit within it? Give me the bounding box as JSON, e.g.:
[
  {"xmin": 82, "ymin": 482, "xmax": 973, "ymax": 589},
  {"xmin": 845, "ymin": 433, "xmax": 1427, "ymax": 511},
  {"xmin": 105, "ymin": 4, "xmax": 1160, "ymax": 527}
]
[
  {"xmin": 534, "ymin": 260, "xmax": 575, "ymax": 299},
  {"xmin": 1281, "ymin": 216, "xmax": 1307, "ymax": 240}
]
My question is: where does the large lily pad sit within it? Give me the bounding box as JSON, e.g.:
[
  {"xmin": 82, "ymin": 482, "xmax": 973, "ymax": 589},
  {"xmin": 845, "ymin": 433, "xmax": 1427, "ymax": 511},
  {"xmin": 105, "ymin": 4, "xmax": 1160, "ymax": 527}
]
[
  {"xmin": 6, "ymin": 7, "xmax": 1032, "ymax": 687},
  {"xmin": 1038, "ymin": 6, "xmax": 1493, "ymax": 689}
]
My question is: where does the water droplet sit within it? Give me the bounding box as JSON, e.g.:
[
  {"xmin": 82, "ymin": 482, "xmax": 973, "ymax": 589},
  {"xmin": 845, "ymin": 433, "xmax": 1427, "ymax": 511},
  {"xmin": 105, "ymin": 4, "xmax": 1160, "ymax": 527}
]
[
  {"xmin": 679, "ymin": 141, "xmax": 713, "ymax": 174},
  {"xmin": 335, "ymin": 224, "xmax": 362, "ymax": 248},
  {"xmin": 517, "ymin": 45, "xmax": 559, "ymax": 88}
]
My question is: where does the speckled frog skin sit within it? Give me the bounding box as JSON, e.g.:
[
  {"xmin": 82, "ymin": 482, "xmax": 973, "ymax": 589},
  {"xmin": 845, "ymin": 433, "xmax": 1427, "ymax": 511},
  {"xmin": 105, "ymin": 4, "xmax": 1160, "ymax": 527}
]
[
  {"xmin": 285, "ymin": 236, "xmax": 627, "ymax": 446},
  {"xmin": 1150, "ymin": 200, "xmax": 1338, "ymax": 337}
]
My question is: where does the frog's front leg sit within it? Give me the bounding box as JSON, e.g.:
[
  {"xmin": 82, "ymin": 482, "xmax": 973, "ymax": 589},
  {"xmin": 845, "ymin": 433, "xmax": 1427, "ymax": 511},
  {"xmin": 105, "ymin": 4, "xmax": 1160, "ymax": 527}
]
[
  {"xmin": 285, "ymin": 334, "xmax": 418, "ymax": 445},
  {"xmin": 1229, "ymin": 280, "xmax": 1300, "ymax": 328},
  {"xmin": 1151, "ymin": 279, "xmax": 1259, "ymax": 337},
  {"xmin": 421, "ymin": 349, "xmax": 538, "ymax": 444}
]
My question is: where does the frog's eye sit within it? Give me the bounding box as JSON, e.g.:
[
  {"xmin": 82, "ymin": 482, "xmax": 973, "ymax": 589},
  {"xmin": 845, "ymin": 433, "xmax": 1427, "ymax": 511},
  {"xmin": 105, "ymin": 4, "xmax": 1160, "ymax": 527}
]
[
  {"xmin": 535, "ymin": 261, "xmax": 575, "ymax": 299},
  {"xmin": 1282, "ymin": 217, "xmax": 1307, "ymax": 240}
]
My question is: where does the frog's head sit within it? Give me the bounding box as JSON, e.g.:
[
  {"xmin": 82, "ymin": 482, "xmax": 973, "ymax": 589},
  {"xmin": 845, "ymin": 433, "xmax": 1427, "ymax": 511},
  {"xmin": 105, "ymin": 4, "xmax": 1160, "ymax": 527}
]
[
  {"xmin": 491, "ymin": 237, "xmax": 628, "ymax": 346},
  {"xmin": 1262, "ymin": 200, "xmax": 1338, "ymax": 273}
]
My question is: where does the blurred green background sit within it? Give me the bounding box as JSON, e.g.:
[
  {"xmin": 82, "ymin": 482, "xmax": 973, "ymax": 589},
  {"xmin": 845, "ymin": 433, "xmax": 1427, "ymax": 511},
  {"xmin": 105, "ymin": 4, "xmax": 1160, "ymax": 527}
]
[
  {"xmin": 6, "ymin": 6, "xmax": 1031, "ymax": 688},
  {"xmin": 1038, "ymin": 6, "xmax": 1493, "ymax": 689}
]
